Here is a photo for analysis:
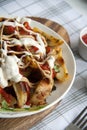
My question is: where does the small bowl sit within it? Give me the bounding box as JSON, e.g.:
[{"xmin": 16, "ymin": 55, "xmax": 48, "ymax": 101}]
[{"xmin": 79, "ymin": 27, "xmax": 87, "ymax": 61}]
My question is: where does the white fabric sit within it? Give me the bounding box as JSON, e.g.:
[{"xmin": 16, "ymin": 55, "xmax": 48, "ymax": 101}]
[{"xmin": 0, "ymin": 0, "xmax": 87, "ymax": 130}]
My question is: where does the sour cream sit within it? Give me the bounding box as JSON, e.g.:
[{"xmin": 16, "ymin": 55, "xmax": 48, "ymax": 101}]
[
  {"xmin": 0, "ymin": 68, "xmax": 8, "ymax": 88},
  {"xmin": 1, "ymin": 55, "xmax": 22, "ymax": 88},
  {"xmin": 47, "ymin": 56, "xmax": 55, "ymax": 69}
]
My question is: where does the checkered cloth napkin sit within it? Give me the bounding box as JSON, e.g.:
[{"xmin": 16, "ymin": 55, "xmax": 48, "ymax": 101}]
[{"xmin": 0, "ymin": 0, "xmax": 87, "ymax": 130}]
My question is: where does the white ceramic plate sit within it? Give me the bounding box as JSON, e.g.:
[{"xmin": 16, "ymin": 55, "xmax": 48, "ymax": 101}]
[{"xmin": 0, "ymin": 19, "xmax": 76, "ymax": 118}]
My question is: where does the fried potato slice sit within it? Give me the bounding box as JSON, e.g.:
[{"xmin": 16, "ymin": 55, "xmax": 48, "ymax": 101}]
[
  {"xmin": 13, "ymin": 82, "xmax": 28, "ymax": 107},
  {"xmin": 55, "ymin": 64, "xmax": 68, "ymax": 82},
  {"xmin": 30, "ymin": 78, "xmax": 54, "ymax": 106},
  {"xmin": 55, "ymin": 48, "xmax": 69, "ymax": 81},
  {"xmin": 33, "ymin": 27, "xmax": 64, "ymax": 47}
]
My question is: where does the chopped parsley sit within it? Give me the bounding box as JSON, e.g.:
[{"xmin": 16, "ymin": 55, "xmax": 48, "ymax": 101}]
[
  {"xmin": 0, "ymin": 104, "xmax": 46, "ymax": 112},
  {"xmin": 1, "ymin": 100, "xmax": 9, "ymax": 109},
  {"xmin": 54, "ymin": 64, "xmax": 60, "ymax": 73}
]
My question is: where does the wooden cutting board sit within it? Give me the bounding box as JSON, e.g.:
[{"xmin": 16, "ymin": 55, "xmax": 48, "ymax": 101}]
[{"xmin": 0, "ymin": 17, "xmax": 70, "ymax": 130}]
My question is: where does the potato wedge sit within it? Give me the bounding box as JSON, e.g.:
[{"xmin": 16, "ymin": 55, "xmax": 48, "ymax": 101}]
[
  {"xmin": 13, "ymin": 82, "xmax": 28, "ymax": 107},
  {"xmin": 55, "ymin": 64, "xmax": 68, "ymax": 82},
  {"xmin": 30, "ymin": 78, "xmax": 54, "ymax": 106}
]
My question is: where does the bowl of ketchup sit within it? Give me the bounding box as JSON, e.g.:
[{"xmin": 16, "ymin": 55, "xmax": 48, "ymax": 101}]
[{"xmin": 79, "ymin": 27, "xmax": 87, "ymax": 61}]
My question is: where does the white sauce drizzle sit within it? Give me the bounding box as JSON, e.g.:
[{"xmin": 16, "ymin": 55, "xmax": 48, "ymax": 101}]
[
  {"xmin": 21, "ymin": 37, "xmax": 45, "ymax": 54},
  {"xmin": 11, "ymin": 39, "xmax": 22, "ymax": 45},
  {"xmin": 2, "ymin": 18, "xmax": 46, "ymax": 56},
  {"xmin": 0, "ymin": 17, "xmax": 47, "ymax": 88},
  {"xmin": 3, "ymin": 21, "xmax": 23, "ymax": 28},
  {"xmin": 3, "ymin": 21, "xmax": 15, "ymax": 27},
  {"xmin": 11, "ymin": 37, "xmax": 46, "ymax": 55},
  {"xmin": 20, "ymin": 17, "xmax": 31, "ymax": 24}
]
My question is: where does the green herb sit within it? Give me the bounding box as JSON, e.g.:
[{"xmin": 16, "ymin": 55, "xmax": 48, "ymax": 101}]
[
  {"xmin": 27, "ymin": 105, "xmax": 46, "ymax": 111},
  {"xmin": 1, "ymin": 100, "xmax": 9, "ymax": 109},
  {"xmin": 54, "ymin": 64, "xmax": 60, "ymax": 73},
  {"xmin": 0, "ymin": 105, "xmax": 47, "ymax": 112},
  {"xmin": 0, "ymin": 100, "xmax": 14, "ymax": 111}
]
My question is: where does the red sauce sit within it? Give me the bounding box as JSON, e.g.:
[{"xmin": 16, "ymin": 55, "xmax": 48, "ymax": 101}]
[
  {"xmin": 82, "ymin": 34, "xmax": 87, "ymax": 45},
  {"xmin": 0, "ymin": 87, "xmax": 12, "ymax": 103},
  {"xmin": 40, "ymin": 63, "xmax": 50, "ymax": 70},
  {"xmin": 24, "ymin": 22, "xmax": 32, "ymax": 30},
  {"xmin": 46, "ymin": 46, "xmax": 51, "ymax": 54},
  {"xmin": 3, "ymin": 26, "xmax": 15, "ymax": 35}
]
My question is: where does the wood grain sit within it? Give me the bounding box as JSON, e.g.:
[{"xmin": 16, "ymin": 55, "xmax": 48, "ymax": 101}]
[
  {"xmin": 30, "ymin": 17, "xmax": 70, "ymax": 44},
  {"xmin": 0, "ymin": 17, "xmax": 70, "ymax": 130}
]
